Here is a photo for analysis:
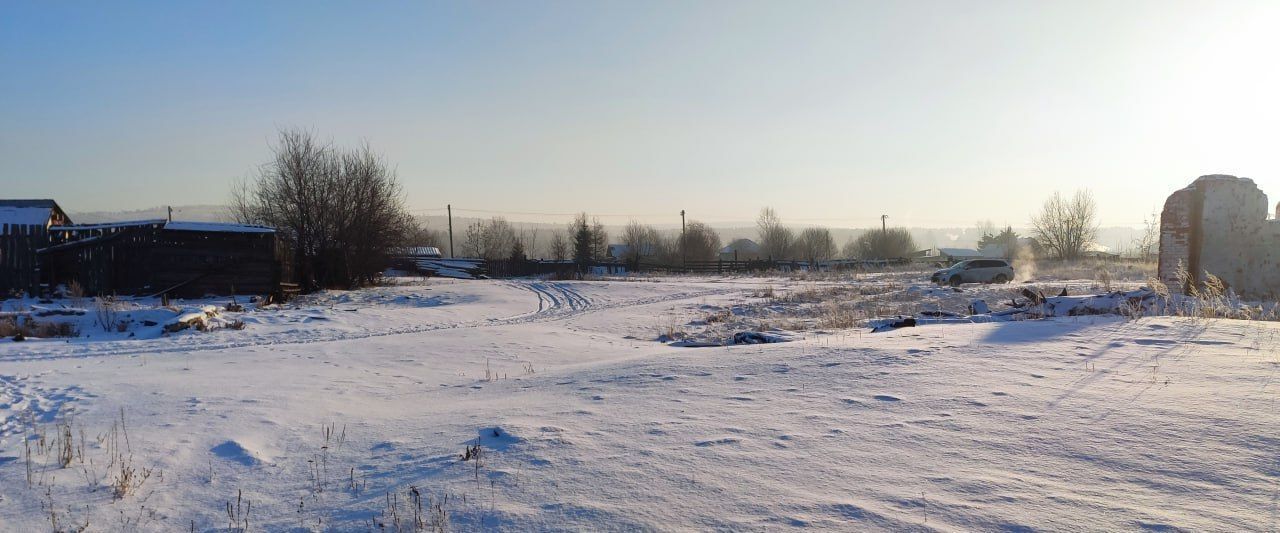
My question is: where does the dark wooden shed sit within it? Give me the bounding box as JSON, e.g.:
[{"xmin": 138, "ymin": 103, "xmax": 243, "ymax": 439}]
[
  {"xmin": 0, "ymin": 199, "xmax": 71, "ymax": 295},
  {"xmin": 40, "ymin": 220, "xmax": 288, "ymax": 298}
]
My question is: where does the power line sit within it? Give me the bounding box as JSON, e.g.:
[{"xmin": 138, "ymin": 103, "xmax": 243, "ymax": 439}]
[
  {"xmin": 410, "ymin": 207, "xmax": 675, "ymax": 218},
  {"xmin": 407, "ymin": 206, "xmax": 1151, "ymax": 227}
]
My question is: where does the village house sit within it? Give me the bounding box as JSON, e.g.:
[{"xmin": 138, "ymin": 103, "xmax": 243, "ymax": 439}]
[
  {"xmin": 0, "ymin": 199, "xmax": 71, "ymax": 294},
  {"xmin": 719, "ymin": 238, "xmax": 761, "ymax": 261},
  {"xmin": 913, "ymin": 247, "xmax": 986, "ymax": 264}
]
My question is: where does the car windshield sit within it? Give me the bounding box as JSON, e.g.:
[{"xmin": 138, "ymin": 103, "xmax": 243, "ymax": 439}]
[{"xmin": 949, "ymin": 261, "xmax": 970, "ymax": 269}]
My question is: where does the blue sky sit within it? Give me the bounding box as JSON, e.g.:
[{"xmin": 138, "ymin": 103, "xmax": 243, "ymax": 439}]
[{"xmin": 4, "ymin": 0, "xmax": 1279, "ymax": 227}]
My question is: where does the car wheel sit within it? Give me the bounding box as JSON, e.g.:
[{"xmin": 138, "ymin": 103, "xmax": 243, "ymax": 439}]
[
  {"xmin": 993, "ymin": 274, "xmax": 1009, "ymax": 284},
  {"xmin": 949, "ymin": 275, "xmax": 962, "ymax": 287}
]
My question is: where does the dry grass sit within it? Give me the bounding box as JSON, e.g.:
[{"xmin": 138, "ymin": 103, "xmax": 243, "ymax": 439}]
[
  {"xmin": 21, "ymin": 409, "xmax": 160, "ymax": 532},
  {"xmin": 815, "ymin": 302, "xmax": 864, "ymax": 329},
  {"xmin": 1024, "ymin": 259, "xmax": 1156, "ymax": 284},
  {"xmin": 94, "ymin": 296, "xmax": 121, "ymax": 333},
  {"xmin": 703, "ymin": 308, "xmax": 733, "ymax": 324},
  {"xmin": 375, "ymin": 486, "xmax": 449, "ymax": 532},
  {"xmin": 657, "ymin": 322, "xmax": 688, "ymax": 341},
  {"xmin": 0, "ymin": 316, "xmax": 79, "ymax": 338}
]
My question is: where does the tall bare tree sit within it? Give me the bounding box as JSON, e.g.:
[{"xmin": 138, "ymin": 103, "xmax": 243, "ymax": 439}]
[
  {"xmin": 679, "ymin": 221, "xmax": 722, "ymax": 262},
  {"xmin": 520, "ymin": 228, "xmax": 538, "ymax": 260},
  {"xmin": 461, "ymin": 217, "xmax": 518, "ymax": 260},
  {"xmin": 590, "ymin": 218, "xmax": 609, "ymax": 262},
  {"xmin": 231, "ymin": 129, "xmax": 411, "ymax": 290},
  {"xmin": 1030, "ymin": 190, "xmax": 1098, "ymax": 260},
  {"xmin": 756, "ymin": 207, "xmax": 793, "ymax": 260},
  {"xmin": 549, "ymin": 231, "xmax": 569, "ymax": 261},
  {"xmin": 845, "ymin": 228, "xmax": 916, "ymax": 260},
  {"xmin": 620, "ymin": 221, "xmax": 661, "ymax": 265},
  {"xmin": 796, "ymin": 227, "xmax": 837, "ymax": 266},
  {"xmin": 1132, "ymin": 211, "xmax": 1158, "ymax": 261}
]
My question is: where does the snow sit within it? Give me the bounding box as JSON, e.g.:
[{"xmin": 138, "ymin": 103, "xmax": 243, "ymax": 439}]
[
  {"xmin": 50, "ymin": 219, "xmax": 167, "ymax": 231},
  {"xmin": 163, "ymin": 221, "xmax": 275, "ymax": 233},
  {"xmin": 0, "ymin": 206, "xmax": 53, "ymax": 228},
  {"xmin": 0, "ymin": 276, "xmax": 1277, "ymax": 531},
  {"xmin": 46, "ymin": 220, "xmax": 274, "ymax": 233},
  {"xmin": 413, "ymin": 258, "xmax": 487, "ymax": 279}
]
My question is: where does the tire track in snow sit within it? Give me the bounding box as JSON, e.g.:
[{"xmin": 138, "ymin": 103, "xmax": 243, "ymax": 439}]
[{"xmin": 0, "ymin": 281, "xmax": 733, "ymax": 362}]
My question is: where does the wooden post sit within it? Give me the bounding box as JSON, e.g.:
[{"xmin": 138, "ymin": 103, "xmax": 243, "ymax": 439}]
[
  {"xmin": 447, "ymin": 204, "xmax": 454, "ymax": 258},
  {"xmin": 680, "ymin": 209, "xmax": 686, "ymax": 269}
]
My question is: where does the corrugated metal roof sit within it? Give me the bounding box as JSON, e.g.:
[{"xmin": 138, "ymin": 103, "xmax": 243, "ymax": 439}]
[
  {"xmin": 0, "ymin": 199, "xmax": 59, "ymax": 208},
  {"xmin": 0, "ymin": 206, "xmax": 55, "ymax": 227},
  {"xmin": 163, "ymin": 221, "xmax": 275, "ymax": 233},
  {"xmin": 50, "ymin": 220, "xmax": 275, "ymax": 233}
]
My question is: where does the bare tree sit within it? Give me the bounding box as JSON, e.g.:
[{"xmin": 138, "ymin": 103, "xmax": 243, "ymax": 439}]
[
  {"xmin": 549, "ymin": 231, "xmax": 569, "ymax": 261},
  {"xmin": 462, "ymin": 217, "xmax": 518, "ymax": 260},
  {"xmin": 1030, "ymin": 190, "xmax": 1098, "ymax": 260},
  {"xmin": 1132, "ymin": 211, "xmax": 1158, "ymax": 261},
  {"xmin": 521, "ymin": 228, "xmax": 538, "ymax": 260},
  {"xmin": 974, "ymin": 219, "xmax": 996, "ymax": 241},
  {"xmin": 231, "ymin": 129, "xmax": 411, "ymax": 290},
  {"xmin": 796, "ymin": 227, "xmax": 837, "ymax": 266},
  {"xmin": 620, "ymin": 221, "xmax": 661, "ymax": 265},
  {"xmin": 404, "ymin": 217, "xmax": 445, "ymax": 249},
  {"xmin": 590, "ymin": 218, "xmax": 609, "ymax": 262},
  {"xmin": 845, "ymin": 228, "xmax": 916, "ymax": 260},
  {"xmin": 679, "ymin": 221, "xmax": 722, "ymax": 262},
  {"xmin": 756, "ymin": 207, "xmax": 793, "ymax": 260}
]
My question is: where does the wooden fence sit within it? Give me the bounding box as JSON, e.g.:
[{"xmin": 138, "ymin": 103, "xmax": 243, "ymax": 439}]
[
  {"xmin": 0, "ymin": 223, "xmax": 48, "ymax": 295},
  {"xmin": 637, "ymin": 258, "xmax": 910, "ymax": 274},
  {"xmin": 39, "ymin": 223, "xmax": 285, "ymax": 298},
  {"xmin": 400, "ymin": 257, "xmax": 913, "ymax": 279}
]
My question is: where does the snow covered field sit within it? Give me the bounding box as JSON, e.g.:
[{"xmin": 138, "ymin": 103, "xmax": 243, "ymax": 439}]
[{"xmin": 1, "ymin": 275, "xmax": 1278, "ymax": 531}]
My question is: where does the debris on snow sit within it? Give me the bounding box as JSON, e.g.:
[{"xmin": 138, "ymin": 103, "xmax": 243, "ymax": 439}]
[{"xmin": 731, "ymin": 331, "xmax": 789, "ymax": 344}]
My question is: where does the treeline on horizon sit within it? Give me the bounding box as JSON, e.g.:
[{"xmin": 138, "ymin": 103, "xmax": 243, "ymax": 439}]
[{"xmin": 228, "ymin": 129, "xmax": 1156, "ymax": 290}]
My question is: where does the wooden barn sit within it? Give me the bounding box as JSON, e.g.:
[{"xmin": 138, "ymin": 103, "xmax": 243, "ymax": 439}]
[
  {"xmin": 39, "ymin": 219, "xmax": 289, "ymax": 298},
  {"xmin": 0, "ymin": 199, "xmax": 71, "ymax": 295}
]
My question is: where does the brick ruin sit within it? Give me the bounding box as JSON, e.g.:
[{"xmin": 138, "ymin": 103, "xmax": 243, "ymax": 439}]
[{"xmin": 1158, "ymin": 174, "xmax": 1280, "ymax": 300}]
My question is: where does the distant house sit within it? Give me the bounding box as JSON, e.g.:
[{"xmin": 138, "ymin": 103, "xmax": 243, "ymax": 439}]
[
  {"xmin": 719, "ymin": 238, "xmax": 762, "ymax": 261},
  {"xmin": 607, "ymin": 243, "xmax": 657, "ymax": 262},
  {"xmin": 0, "ymin": 199, "xmax": 71, "ymax": 294},
  {"xmin": 607, "ymin": 244, "xmax": 630, "ymax": 261},
  {"xmin": 1080, "ymin": 242, "xmax": 1119, "ymax": 260},
  {"xmin": 914, "ymin": 247, "xmax": 986, "ymax": 264}
]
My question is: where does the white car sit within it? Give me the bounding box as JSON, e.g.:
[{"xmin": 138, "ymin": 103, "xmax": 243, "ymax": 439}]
[{"xmin": 930, "ymin": 259, "xmax": 1014, "ymax": 286}]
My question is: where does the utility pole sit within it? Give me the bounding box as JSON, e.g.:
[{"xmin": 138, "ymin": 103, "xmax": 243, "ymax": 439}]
[
  {"xmin": 447, "ymin": 204, "xmax": 454, "ymax": 258},
  {"xmin": 680, "ymin": 210, "xmax": 687, "ymax": 266},
  {"xmin": 881, "ymin": 214, "xmax": 888, "ymax": 234}
]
